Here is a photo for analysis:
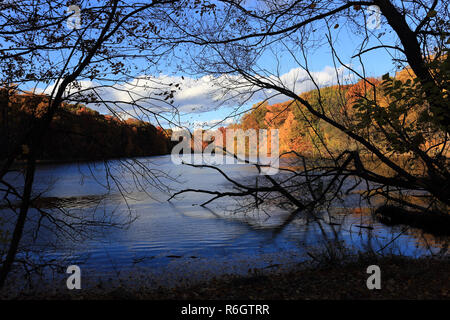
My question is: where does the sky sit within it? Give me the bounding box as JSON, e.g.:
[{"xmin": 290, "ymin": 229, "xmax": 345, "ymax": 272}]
[
  {"xmin": 60, "ymin": 40, "xmax": 399, "ymax": 130},
  {"xmin": 123, "ymin": 8, "xmax": 401, "ymax": 129},
  {"xmin": 136, "ymin": 29, "xmax": 399, "ymax": 129},
  {"xmin": 184, "ymin": 32, "xmax": 400, "ymax": 129},
  {"xmin": 35, "ymin": 3, "xmax": 403, "ymax": 130}
]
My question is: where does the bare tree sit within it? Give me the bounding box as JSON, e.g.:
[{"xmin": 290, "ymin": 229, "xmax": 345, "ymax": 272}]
[
  {"xmin": 163, "ymin": 1, "xmax": 449, "ymax": 219},
  {"xmin": 0, "ymin": 0, "xmax": 190, "ymax": 288}
]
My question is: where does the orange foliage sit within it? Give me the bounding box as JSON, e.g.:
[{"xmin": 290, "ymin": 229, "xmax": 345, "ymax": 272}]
[{"xmin": 0, "ymin": 89, "xmax": 173, "ymax": 160}]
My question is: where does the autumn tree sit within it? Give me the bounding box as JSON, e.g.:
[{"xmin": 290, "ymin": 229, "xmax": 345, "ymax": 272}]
[
  {"xmin": 0, "ymin": 0, "xmax": 186, "ymax": 288},
  {"xmin": 164, "ymin": 1, "xmax": 449, "ymax": 220}
]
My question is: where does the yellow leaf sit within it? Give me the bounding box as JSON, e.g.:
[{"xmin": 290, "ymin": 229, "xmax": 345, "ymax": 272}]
[
  {"xmin": 22, "ymin": 145, "xmax": 30, "ymax": 155},
  {"xmin": 427, "ymin": 10, "xmax": 437, "ymax": 18}
]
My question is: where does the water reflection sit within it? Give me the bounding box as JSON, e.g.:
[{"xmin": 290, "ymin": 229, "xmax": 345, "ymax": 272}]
[{"xmin": 1, "ymin": 155, "xmax": 448, "ymax": 277}]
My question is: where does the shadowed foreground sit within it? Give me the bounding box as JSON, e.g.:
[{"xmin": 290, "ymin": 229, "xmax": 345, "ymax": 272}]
[{"xmin": 9, "ymin": 255, "xmax": 450, "ymax": 300}]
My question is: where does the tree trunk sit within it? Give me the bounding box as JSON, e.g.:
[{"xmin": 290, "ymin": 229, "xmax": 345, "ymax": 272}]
[
  {"xmin": 0, "ymin": 155, "xmax": 36, "ymax": 289},
  {"xmin": 375, "ymin": 0, "xmax": 450, "ymax": 132}
]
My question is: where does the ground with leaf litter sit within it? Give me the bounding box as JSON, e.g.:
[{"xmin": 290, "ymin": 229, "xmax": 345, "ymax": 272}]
[{"xmin": 16, "ymin": 255, "xmax": 449, "ymax": 300}]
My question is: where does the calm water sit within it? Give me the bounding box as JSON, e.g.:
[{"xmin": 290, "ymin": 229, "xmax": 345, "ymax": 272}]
[{"xmin": 1, "ymin": 155, "xmax": 447, "ymax": 281}]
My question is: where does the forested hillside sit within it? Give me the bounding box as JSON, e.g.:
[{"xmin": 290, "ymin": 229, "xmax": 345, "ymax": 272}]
[
  {"xmin": 0, "ymin": 89, "xmax": 173, "ymax": 161},
  {"xmin": 236, "ymin": 67, "xmax": 447, "ymax": 159}
]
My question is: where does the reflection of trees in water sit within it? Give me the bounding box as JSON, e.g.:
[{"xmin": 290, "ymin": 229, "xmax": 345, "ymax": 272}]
[
  {"xmin": 200, "ymin": 195, "xmax": 448, "ymax": 264},
  {"xmin": 341, "ymin": 207, "xmax": 449, "ymax": 255},
  {"xmin": 1, "ymin": 0, "xmax": 449, "ymax": 294},
  {"xmin": 0, "ymin": 157, "xmax": 179, "ymax": 291}
]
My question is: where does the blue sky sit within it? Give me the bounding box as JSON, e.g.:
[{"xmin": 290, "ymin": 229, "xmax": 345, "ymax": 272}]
[
  {"xmin": 27, "ymin": 3, "xmax": 404, "ymax": 129},
  {"xmin": 178, "ymin": 22, "xmax": 402, "ymax": 129}
]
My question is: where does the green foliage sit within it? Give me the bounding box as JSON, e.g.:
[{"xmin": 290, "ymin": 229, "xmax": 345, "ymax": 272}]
[
  {"xmin": 252, "ymin": 102, "xmax": 269, "ymax": 129},
  {"xmin": 241, "ymin": 101, "xmax": 268, "ymax": 129},
  {"xmin": 351, "ymin": 63, "xmax": 447, "ymax": 154}
]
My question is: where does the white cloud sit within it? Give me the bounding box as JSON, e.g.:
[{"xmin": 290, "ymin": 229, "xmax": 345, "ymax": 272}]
[
  {"xmin": 190, "ymin": 118, "xmax": 236, "ymax": 129},
  {"xmin": 37, "ymin": 65, "xmax": 352, "ymax": 119}
]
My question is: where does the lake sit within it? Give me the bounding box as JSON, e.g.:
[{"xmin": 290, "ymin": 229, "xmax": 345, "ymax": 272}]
[{"xmin": 1, "ymin": 155, "xmax": 447, "ymax": 286}]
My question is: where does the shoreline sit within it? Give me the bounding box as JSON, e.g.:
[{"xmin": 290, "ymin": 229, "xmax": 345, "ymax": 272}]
[
  {"xmin": 2, "ymin": 254, "xmax": 449, "ymax": 300},
  {"xmin": 8, "ymin": 153, "xmax": 172, "ymax": 167}
]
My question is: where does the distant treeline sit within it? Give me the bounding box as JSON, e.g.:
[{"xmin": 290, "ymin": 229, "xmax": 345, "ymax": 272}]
[
  {"xmin": 234, "ymin": 68, "xmax": 443, "ymax": 157},
  {"xmin": 0, "ymin": 89, "xmax": 174, "ymax": 161}
]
